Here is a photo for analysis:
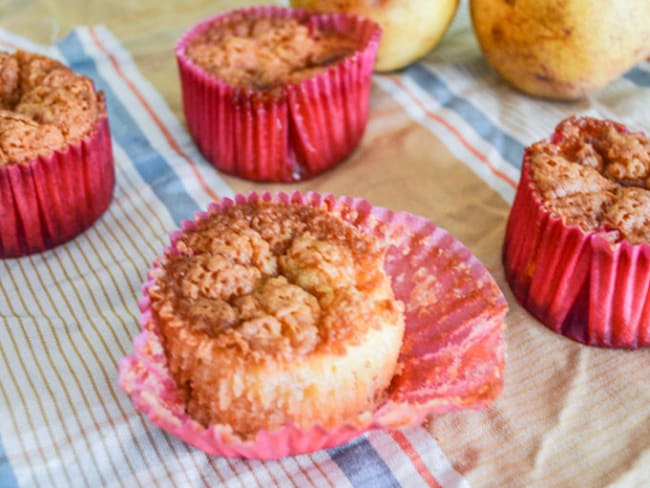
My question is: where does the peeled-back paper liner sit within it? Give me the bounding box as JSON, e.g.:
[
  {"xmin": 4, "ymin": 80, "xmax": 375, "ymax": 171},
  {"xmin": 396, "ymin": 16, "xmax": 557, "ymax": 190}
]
[
  {"xmin": 0, "ymin": 111, "xmax": 114, "ymax": 258},
  {"xmin": 175, "ymin": 7, "xmax": 380, "ymax": 182},
  {"xmin": 119, "ymin": 191, "xmax": 508, "ymax": 459},
  {"xmin": 504, "ymin": 156, "xmax": 650, "ymax": 349}
]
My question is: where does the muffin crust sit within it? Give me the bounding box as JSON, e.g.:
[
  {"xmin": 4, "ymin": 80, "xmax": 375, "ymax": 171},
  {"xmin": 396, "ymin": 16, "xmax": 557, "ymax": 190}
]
[
  {"xmin": 529, "ymin": 116, "xmax": 650, "ymax": 244},
  {"xmin": 149, "ymin": 201, "xmax": 405, "ymax": 436},
  {"xmin": 185, "ymin": 15, "xmax": 358, "ymax": 91},
  {"xmin": 0, "ymin": 50, "xmax": 102, "ymax": 166}
]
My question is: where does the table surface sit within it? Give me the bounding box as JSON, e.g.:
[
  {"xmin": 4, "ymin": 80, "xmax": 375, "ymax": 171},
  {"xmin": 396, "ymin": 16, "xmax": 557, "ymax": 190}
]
[{"xmin": 1, "ymin": 1, "xmax": 649, "ymax": 487}]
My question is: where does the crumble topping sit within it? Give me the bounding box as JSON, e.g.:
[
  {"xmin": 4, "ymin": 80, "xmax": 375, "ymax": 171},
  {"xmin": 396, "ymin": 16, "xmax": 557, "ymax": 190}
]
[
  {"xmin": 0, "ymin": 50, "xmax": 101, "ymax": 166},
  {"xmin": 602, "ymin": 188, "xmax": 650, "ymax": 245},
  {"xmin": 185, "ymin": 15, "xmax": 358, "ymax": 91},
  {"xmin": 151, "ymin": 202, "xmax": 401, "ymax": 359},
  {"xmin": 529, "ymin": 116, "xmax": 650, "ymax": 244}
]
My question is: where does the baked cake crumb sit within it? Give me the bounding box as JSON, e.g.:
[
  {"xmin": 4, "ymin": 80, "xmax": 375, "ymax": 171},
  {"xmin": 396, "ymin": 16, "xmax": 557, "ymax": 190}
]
[
  {"xmin": 185, "ymin": 15, "xmax": 358, "ymax": 91},
  {"xmin": 0, "ymin": 51, "xmax": 101, "ymax": 166},
  {"xmin": 149, "ymin": 201, "xmax": 405, "ymax": 436},
  {"xmin": 529, "ymin": 116, "xmax": 650, "ymax": 244},
  {"xmin": 602, "ymin": 187, "xmax": 650, "ymax": 244}
]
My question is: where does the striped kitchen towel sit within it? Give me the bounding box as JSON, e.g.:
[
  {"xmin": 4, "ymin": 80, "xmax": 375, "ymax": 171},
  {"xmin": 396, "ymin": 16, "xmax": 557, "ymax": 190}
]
[
  {"xmin": 376, "ymin": 2, "xmax": 650, "ymax": 205},
  {"xmin": 0, "ymin": 25, "xmax": 469, "ymax": 488}
]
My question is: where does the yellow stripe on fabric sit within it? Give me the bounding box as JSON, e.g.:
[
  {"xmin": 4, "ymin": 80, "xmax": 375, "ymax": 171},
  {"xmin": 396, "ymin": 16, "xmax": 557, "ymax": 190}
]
[
  {"xmin": 86, "ymin": 186, "xmax": 225, "ymax": 484},
  {"xmin": 23, "ymin": 255, "xmax": 117, "ymax": 486},
  {"xmin": 63, "ymin": 192, "xmax": 174, "ymax": 485},
  {"xmin": 303, "ymin": 454, "xmax": 337, "ymax": 488},
  {"xmin": 55, "ymin": 244, "xmax": 148, "ymax": 487},
  {"xmin": 241, "ymin": 459, "xmax": 270, "ymax": 487},
  {"xmin": 2, "ymin": 263, "xmax": 91, "ymax": 487},
  {"xmin": 0, "ymin": 333, "xmax": 56, "ymax": 487},
  {"xmin": 82, "ymin": 171, "xmax": 230, "ymax": 483},
  {"xmin": 293, "ymin": 454, "xmax": 336, "ymax": 487},
  {"xmin": 55, "ymin": 214, "xmax": 187, "ymax": 484},
  {"xmin": 64, "ymin": 27, "xmax": 254, "ymax": 487},
  {"xmin": 4, "ymin": 183, "xmax": 165, "ymax": 485},
  {"xmin": 285, "ymin": 457, "xmax": 319, "ymax": 487},
  {"xmin": 278, "ymin": 458, "xmax": 306, "ymax": 487},
  {"xmin": 204, "ymin": 455, "xmax": 229, "ymax": 485},
  {"xmin": 223, "ymin": 457, "xmax": 248, "ymax": 488},
  {"xmin": 83, "ymin": 220, "xmax": 203, "ymax": 485}
]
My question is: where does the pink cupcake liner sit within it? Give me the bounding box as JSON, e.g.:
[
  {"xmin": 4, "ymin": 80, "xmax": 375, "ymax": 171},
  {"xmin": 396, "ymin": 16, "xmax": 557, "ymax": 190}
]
[
  {"xmin": 119, "ymin": 191, "xmax": 508, "ymax": 459},
  {"xmin": 0, "ymin": 109, "xmax": 114, "ymax": 258},
  {"xmin": 175, "ymin": 7, "xmax": 381, "ymax": 182},
  {"xmin": 504, "ymin": 153, "xmax": 650, "ymax": 348}
]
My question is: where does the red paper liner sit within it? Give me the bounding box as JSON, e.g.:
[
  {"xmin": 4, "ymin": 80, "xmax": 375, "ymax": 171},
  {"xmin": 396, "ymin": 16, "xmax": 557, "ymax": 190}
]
[
  {"xmin": 175, "ymin": 7, "xmax": 380, "ymax": 182},
  {"xmin": 0, "ymin": 110, "xmax": 114, "ymax": 258},
  {"xmin": 504, "ymin": 154, "xmax": 650, "ymax": 348},
  {"xmin": 119, "ymin": 191, "xmax": 508, "ymax": 459}
]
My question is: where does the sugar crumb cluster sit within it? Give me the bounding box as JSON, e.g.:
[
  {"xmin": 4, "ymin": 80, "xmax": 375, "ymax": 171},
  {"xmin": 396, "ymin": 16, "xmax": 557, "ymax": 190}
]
[{"xmin": 0, "ymin": 51, "xmax": 101, "ymax": 166}]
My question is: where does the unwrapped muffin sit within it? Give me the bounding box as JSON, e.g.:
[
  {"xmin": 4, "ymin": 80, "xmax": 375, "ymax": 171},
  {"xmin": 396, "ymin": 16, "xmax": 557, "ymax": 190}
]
[
  {"xmin": 147, "ymin": 198, "xmax": 405, "ymax": 437},
  {"xmin": 504, "ymin": 116, "xmax": 650, "ymax": 348},
  {"xmin": 175, "ymin": 6, "xmax": 381, "ymax": 182},
  {"xmin": 120, "ymin": 192, "xmax": 508, "ymax": 459},
  {"xmin": 0, "ymin": 50, "xmax": 114, "ymax": 258}
]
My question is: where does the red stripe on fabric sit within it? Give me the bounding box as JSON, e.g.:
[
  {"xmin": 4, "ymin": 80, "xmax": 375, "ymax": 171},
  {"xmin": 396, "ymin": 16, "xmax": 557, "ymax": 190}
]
[
  {"xmin": 386, "ymin": 75, "xmax": 518, "ymax": 189},
  {"xmin": 86, "ymin": 26, "xmax": 222, "ymax": 203},
  {"xmin": 390, "ymin": 431, "xmax": 442, "ymax": 488}
]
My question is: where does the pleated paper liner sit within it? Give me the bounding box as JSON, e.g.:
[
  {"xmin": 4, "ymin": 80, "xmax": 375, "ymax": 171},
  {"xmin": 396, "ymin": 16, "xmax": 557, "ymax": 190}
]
[
  {"xmin": 504, "ymin": 157, "xmax": 650, "ymax": 348},
  {"xmin": 119, "ymin": 192, "xmax": 508, "ymax": 459},
  {"xmin": 0, "ymin": 107, "xmax": 114, "ymax": 258},
  {"xmin": 175, "ymin": 7, "xmax": 380, "ymax": 182}
]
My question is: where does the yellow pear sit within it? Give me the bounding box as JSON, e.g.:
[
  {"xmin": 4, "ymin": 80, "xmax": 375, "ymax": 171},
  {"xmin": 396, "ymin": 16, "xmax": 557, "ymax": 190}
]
[
  {"xmin": 290, "ymin": 0, "xmax": 459, "ymax": 71},
  {"xmin": 470, "ymin": 0, "xmax": 650, "ymax": 100}
]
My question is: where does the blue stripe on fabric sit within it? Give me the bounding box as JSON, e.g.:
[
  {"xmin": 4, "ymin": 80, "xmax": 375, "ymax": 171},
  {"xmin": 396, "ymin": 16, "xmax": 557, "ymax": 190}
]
[
  {"xmin": 405, "ymin": 63, "xmax": 527, "ymax": 169},
  {"xmin": 624, "ymin": 66, "xmax": 650, "ymax": 87},
  {"xmin": 56, "ymin": 31, "xmax": 200, "ymax": 225},
  {"xmin": 0, "ymin": 437, "xmax": 19, "ymax": 488},
  {"xmin": 328, "ymin": 437, "xmax": 400, "ymax": 488},
  {"xmin": 55, "ymin": 30, "xmax": 396, "ymax": 488}
]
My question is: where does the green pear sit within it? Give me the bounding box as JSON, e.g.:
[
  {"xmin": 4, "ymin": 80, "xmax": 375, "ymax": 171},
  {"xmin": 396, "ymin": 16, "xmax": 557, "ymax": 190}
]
[
  {"xmin": 291, "ymin": 0, "xmax": 459, "ymax": 71},
  {"xmin": 471, "ymin": 0, "xmax": 650, "ymax": 100}
]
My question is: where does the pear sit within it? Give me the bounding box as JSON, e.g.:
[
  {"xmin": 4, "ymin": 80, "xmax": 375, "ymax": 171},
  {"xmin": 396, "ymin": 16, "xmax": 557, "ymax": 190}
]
[
  {"xmin": 470, "ymin": 0, "xmax": 650, "ymax": 100},
  {"xmin": 290, "ymin": 0, "xmax": 459, "ymax": 71}
]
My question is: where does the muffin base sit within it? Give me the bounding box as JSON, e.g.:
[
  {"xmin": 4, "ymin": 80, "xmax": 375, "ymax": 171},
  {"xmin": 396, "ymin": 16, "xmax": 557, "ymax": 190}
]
[
  {"xmin": 504, "ymin": 159, "xmax": 650, "ymax": 348},
  {"xmin": 0, "ymin": 113, "xmax": 114, "ymax": 258},
  {"xmin": 119, "ymin": 191, "xmax": 507, "ymax": 459}
]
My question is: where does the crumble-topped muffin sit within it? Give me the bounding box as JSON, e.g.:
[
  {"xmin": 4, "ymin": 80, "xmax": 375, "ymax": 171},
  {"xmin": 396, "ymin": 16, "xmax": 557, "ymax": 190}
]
[
  {"xmin": 120, "ymin": 193, "xmax": 508, "ymax": 458},
  {"xmin": 0, "ymin": 50, "xmax": 102, "ymax": 166},
  {"xmin": 148, "ymin": 200, "xmax": 405, "ymax": 437},
  {"xmin": 176, "ymin": 7, "xmax": 381, "ymax": 182},
  {"xmin": 503, "ymin": 115, "xmax": 650, "ymax": 348},
  {"xmin": 185, "ymin": 14, "xmax": 358, "ymax": 91},
  {"xmin": 528, "ymin": 116, "xmax": 650, "ymax": 244},
  {"xmin": 0, "ymin": 50, "xmax": 113, "ymax": 258}
]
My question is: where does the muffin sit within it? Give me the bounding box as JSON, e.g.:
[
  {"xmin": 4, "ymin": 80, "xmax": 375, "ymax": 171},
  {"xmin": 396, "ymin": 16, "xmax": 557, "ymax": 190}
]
[
  {"xmin": 504, "ymin": 116, "xmax": 650, "ymax": 348},
  {"xmin": 147, "ymin": 198, "xmax": 405, "ymax": 437},
  {"xmin": 120, "ymin": 192, "xmax": 507, "ymax": 458},
  {"xmin": 175, "ymin": 6, "xmax": 381, "ymax": 182},
  {"xmin": 0, "ymin": 50, "xmax": 114, "ymax": 258}
]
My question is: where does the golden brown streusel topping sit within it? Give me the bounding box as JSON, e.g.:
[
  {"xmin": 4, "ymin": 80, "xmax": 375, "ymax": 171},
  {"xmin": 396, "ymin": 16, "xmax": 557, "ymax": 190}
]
[
  {"xmin": 185, "ymin": 15, "xmax": 358, "ymax": 91},
  {"xmin": 0, "ymin": 50, "xmax": 101, "ymax": 166},
  {"xmin": 602, "ymin": 188, "xmax": 650, "ymax": 245},
  {"xmin": 152, "ymin": 202, "xmax": 401, "ymax": 359},
  {"xmin": 529, "ymin": 116, "xmax": 650, "ymax": 244}
]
